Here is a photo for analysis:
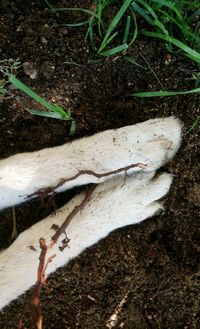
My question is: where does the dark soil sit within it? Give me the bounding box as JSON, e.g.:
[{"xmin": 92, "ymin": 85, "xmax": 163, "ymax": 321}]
[{"xmin": 0, "ymin": 1, "xmax": 199, "ymax": 328}]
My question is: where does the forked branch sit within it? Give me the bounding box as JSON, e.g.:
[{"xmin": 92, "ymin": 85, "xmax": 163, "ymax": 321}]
[{"xmin": 30, "ymin": 161, "xmax": 146, "ymax": 328}]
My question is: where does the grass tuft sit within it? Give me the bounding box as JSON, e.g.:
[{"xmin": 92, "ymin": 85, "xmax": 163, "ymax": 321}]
[
  {"xmin": 48, "ymin": 0, "xmax": 200, "ymax": 62},
  {"xmin": 0, "ymin": 59, "xmax": 75, "ymax": 134}
]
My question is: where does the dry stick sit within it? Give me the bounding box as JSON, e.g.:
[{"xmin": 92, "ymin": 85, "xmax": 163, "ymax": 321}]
[
  {"xmin": 140, "ymin": 53, "xmax": 165, "ymax": 90},
  {"xmin": 51, "ymin": 185, "xmax": 96, "ymax": 244},
  {"xmin": 30, "ymin": 162, "xmax": 146, "ymax": 328},
  {"xmin": 31, "ymin": 238, "xmax": 47, "ymax": 329},
  {"xmin": 27, "ymin": 163, "xmax": 146, "ymax": 199},
  {"xmin": 30, "ymin": 185, "xmax": 96, "ymax": 329}
]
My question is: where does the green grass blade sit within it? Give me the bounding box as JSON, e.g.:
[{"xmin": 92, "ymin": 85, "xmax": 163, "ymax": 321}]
[
  {"xmin": 9, "ymin": 75, "xmax": 57, "ymax": 112},
  {"xmin": 131, "ymin": 2, "xmax": 154, "ymax": 25},
  {"xmin": 98, "ymin": 0, "xmax": 133, "ymax": 52},
  {"xmin": 27, "ymin": 109, "xmax": 66, "ymax": 119},
  {"xmin": 185, "ymin": 115, "xmax": 200, "ymax": 134},
  {"xmin": 53, "ymin": 21, "xmax": 89, "ymax": 28},
  {"xmin": 124, "ymin": 56, "xmax": 147, "ymax": 69},
  {"xmin": 135, "ymin": 0, "xmax": 158, "ymax": 20},
  {"xmin": 97, "ymin": 2, "xmax": 103, "ymax": 37},
  {"xmin": 50, "ymin": 7, "xmax": 99, "ymax": 19},
  {"xmin": 156, "ymin": 9, "xmax": 188, "ymax": 34},
  {"xmin": 132, "ymin": 0, "xmax": 168, "ymax": 35},
  {"xmin": 9, "ymin": 75, "xmax": 73, "ymax": 120},
  {"xmin": 104, "ymin": 31, "xmax": 118, "ymax": 46},
  {"xmin": 128, "ymin": 11, "xmax": 138, "ymax": 46},
  {"xmin": 123, "ymin": 15, "xmax": 131, "ymax": 44},
  {"xmin": 99, "ymin": 44, "xmax": 128, "ymax": 56},
  {"xmin": 85, "ymin": 14, "xmax": 96, "ymax": 45},
  {"xmin": 151, "ymin": 0, "xmax": 184, "ymax": 21},
  {"xmin": 142, "ymin": 31, "xmax": 200, "ymax": 63},
  {"xmin": 52, "ymin": 104, "xmax": 69, "ymax": 116},
  {"xmin": 131, "ymin": 87, "xmax": 200, "ymax": 97}
]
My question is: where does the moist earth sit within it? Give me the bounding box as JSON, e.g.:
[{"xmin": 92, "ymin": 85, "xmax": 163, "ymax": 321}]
[{"xmin": 0, "ymin": 1, "xmax": 199, "ymax": 328}]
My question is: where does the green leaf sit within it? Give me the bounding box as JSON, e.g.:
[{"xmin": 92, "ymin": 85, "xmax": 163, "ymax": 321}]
[
  {"xmin": 151, "ymin": 0, "xmax": 184, "ymax": 21},
  {"xmin": 123, "ymin": 15, "xmax": 131, "ymax": 44},
  {"xmin": 50, "ymin": 7, "xmax": 99, "ymax": 19},
  {"xmin": 185, "ymin": 115, "xmax": 200, "ymax": 134},
  {"xmin": 98, "ymin": 0, "xmax": 133, "ymax": 52},
  {"xmin": 27, "ymin": 109, "xmax": 71, "ymax": 120},
  {"xmin": 131, "ymin": 87, "xmax": 200, "ymax": 97},
  {"xmin": 99, "ymin": 43, "xmax": 128, "ymax": 56},
  {"xmin": 142, "ymin": 31, "xmax": 200, "ymax": 63},
  {"xmin": 53, "ymin": 21, "xmax": 89, "ymax": 28},
  {"xmin": 9, "ymin": 75, "xmax": 73, "ymax": 121}
]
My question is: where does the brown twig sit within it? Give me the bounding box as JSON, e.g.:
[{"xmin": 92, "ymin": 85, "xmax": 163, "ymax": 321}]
[
  {"xmin": 30, "ymin": 185, "xmax": 96, "ymax": 329},
  {"xmin": 31, "ymin": 238, "xmax": 48, "ymax": 329},
  {"xmin": 52, "ymin": 185, "xmax": 96, "ymax": 243},
  {"xmin": 30, "ymin": 162, "xmax": 146, "ymax": 328},
  {"xmin": 27, "ymin": 163, "xmax": 146, "ymax": 199}
]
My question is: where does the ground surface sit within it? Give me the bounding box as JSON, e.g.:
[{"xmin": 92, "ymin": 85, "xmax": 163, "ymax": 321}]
[{"xmin": 0, "ymin": 1, "xmax": 199, "ymax": 328}]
